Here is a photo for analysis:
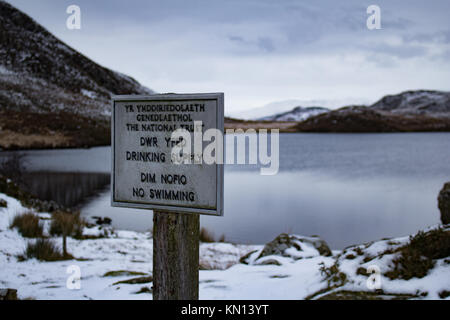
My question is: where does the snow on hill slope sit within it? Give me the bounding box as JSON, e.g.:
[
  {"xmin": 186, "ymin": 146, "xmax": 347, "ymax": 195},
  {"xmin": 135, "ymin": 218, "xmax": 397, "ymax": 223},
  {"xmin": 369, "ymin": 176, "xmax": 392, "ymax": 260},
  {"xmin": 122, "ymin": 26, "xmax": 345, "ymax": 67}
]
[
  {"xmin": 259, "ymin": 106, "xmax": 329, "ymax": 121},
  {"xmin": 370, "ymin": 90, "xmax": 450, "ymax": 118},
  {"xmin": 0, "ymin": 1, "xmax": 153, "ymax": 149},
  {"xmin": 0, "ymin": 0, "xmax": 152, "ymax": 116},
  {"xmin": 252, "ymin": 90, "xmax": 450, "ymax": 125},
  {"xmin": 233, "ymin": 98, "xmax": 370, "ymax": 120}
]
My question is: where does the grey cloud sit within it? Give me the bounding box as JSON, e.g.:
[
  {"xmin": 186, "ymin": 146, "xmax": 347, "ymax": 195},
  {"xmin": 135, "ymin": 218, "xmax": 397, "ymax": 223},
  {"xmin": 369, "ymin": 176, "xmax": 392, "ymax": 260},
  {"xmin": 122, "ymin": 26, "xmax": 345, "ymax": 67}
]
[
  {"xmin": 7, "ymin": 0, "xmax": 450, "ymax": 110},
  {"xmin": 403, "ymin": 30, "xmax": 450, "ymax": 44},
  {"xmin": 257, "ymin": 37, "xmax": 275, "ymax": 52},
  {"xmin": 227, "ymin": 35, "xmax": 275, "ymax": 54},
  {"xmin": 228, "ymin": 35, "xmax": 245, "ymax": 43}
]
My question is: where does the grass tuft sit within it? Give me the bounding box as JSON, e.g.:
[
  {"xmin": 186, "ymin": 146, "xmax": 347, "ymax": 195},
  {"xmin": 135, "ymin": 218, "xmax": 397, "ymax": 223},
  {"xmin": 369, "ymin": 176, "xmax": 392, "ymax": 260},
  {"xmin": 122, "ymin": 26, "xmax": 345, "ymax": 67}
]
[
  {"xmin": 49, "ymin": 211, "xmax": 85, "ymax": 239},
  {"xmin": 103, "ymin": 270, "xmax": 147, "ymax": 277},
  {"xmin": 10, "ymin": 212, "xmax": 43, "ymax": 238},
  {"xmin": 385, "ymin": 228, "xmax": 450, "ymax": 280},
  {"xmin": 20, "ymin": 238, "xmax": 69, "ymax": 261}
]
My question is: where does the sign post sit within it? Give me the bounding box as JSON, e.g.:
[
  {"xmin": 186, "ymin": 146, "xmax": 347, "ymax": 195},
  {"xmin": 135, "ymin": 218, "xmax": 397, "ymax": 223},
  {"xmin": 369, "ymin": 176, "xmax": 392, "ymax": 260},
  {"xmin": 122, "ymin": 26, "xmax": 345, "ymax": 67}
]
[
  {"xmin": 153, "ymin": 211, "xmax": 199, "ymax": 299},
  {"xmin": 111, "ymin": 93, "xmax": 224, "ymax": 300}
]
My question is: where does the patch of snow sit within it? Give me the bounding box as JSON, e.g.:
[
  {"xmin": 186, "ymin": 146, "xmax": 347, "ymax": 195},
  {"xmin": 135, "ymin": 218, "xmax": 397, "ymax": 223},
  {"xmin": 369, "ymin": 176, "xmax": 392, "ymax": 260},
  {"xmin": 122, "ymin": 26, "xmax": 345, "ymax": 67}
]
[
  {"xmin": 260, "ymin": 107, "xmax": 329, "ymax": 122},
  {"xmin": 0, "ymin": 65, "xmax": 15, "ymax": 75},
  {"xmin": 81, "ymin": 89, "xmax": 97, "ymax": 99}
]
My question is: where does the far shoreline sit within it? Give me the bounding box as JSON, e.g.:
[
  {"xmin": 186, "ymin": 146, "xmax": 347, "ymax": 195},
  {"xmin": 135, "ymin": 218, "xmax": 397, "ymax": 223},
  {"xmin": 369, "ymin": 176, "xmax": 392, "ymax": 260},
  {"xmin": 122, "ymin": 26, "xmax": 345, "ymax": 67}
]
[{"xmin": 2, "ymin": 130, "xmax": 450, "ymax": 152}]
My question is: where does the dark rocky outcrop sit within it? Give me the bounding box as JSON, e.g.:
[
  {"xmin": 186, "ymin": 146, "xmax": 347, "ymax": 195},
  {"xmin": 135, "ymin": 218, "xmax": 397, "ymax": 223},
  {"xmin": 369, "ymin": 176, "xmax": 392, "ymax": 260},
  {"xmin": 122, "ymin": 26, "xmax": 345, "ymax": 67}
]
[
  {"xmin": 370, "ymin": 90, "xmax": 450, "ymax": 117},
  {"xmin": 240, "ymin": 233, "xmax": 332, "ymax": 265},
  {"xmin": 257, "ymin": 233, "xmax": 332, "ymax": 259},
  {"xmin": 296, "ymin": 105, "xmax": 450, "ymax": 133},
  {"xmin": 438, "ymin": 182, "xmax": 450, "ymax": 225},
  {"xmin": 0, "ymin": 288, "xmax": 17, "ymax": 300}
]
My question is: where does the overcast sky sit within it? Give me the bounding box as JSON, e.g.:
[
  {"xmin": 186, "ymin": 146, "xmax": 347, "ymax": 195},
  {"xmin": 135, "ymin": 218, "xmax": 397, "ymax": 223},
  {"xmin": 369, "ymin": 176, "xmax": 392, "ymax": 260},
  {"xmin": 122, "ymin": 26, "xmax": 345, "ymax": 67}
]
[{"xmin": 8, "ymin": 0, "xmax": 450, "ymax": 115}]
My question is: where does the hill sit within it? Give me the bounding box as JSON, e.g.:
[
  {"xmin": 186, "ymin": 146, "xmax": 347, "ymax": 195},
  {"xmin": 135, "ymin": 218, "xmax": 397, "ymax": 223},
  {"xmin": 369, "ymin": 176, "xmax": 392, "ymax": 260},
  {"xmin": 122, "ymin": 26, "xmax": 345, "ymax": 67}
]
[
  {"xmin": 370, "ymin": 90, "xmax": 450, "ymax": 117},
  {"xmin": 296, "ymin": 105, "xmax": 450, "ymax": 133},
  {"xmin": 259, "ymin": 106, "xmax": 329, "ymax": 122},
  {"xmin": 0, "ymin": 1, "xmax": 152, "ymax": 149}
]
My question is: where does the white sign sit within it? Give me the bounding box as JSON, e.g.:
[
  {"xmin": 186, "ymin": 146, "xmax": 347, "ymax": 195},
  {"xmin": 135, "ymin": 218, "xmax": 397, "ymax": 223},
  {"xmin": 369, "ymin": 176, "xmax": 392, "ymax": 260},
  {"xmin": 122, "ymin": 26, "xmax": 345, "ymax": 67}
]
[{"xmin": 111, "ymin": 93, "xmax": 224, "ymax": 216}]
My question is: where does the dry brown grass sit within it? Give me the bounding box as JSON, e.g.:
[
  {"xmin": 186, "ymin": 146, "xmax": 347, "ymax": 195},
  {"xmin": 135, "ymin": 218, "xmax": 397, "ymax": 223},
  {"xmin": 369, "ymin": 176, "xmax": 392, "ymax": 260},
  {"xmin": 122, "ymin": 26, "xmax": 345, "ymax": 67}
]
[
  {"xmin": 0, "ymin": 130, "xmax": 71, "ymax": 150},
  {"xmin": 10, "ymin": 212, "xmax": 43, "ymax": 238},
  {"xmin": 49, "ymin": 211, "xmax": 85, "ymax": 238},
  {"xmin": 21, "ymin": 238, "xmax": 67, "ymax": 261},
  {"xmin": 50, "ymin": 211, "xmax": 85, "ymax": 257}
]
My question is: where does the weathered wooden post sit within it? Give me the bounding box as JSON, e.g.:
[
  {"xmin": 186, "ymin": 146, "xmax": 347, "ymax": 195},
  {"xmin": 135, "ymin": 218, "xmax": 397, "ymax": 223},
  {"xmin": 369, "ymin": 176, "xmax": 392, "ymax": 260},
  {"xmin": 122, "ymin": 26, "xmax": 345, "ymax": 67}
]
[
  {"xmin": 111, "ymin": 93, "xmax": 224, "ymax": 300},
  {"xmin": 153, "ymin": 211, "xmax": 199, "ymax": 299}
]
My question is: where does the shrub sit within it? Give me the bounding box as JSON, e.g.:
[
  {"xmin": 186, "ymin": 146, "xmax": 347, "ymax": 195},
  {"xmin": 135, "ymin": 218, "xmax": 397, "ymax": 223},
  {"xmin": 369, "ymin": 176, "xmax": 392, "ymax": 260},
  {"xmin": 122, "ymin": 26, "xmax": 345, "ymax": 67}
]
[
  {"xmin": 439, "ymin": 290, "xmax": 450, "ymax": 299},
  {"xmin": 49, "ymin": 211, "xmax": 84, "ymax": 238},
  {"xmin": 50, "ymin": 211, "xmax": 85, "ymax": 257},
  {"xmin": 385, "ymin": 228, "xmax": 450, "ymax": 280},
  {"xmin": 21, "ymin": 238, "xmax": 66, "ymax": 261},
  {"xmin": 408, "ymin": 228, "xmax": 450, "ymax": 260},
  {"xmin": 356, "ymin": 267, "xmax": 368, "ymax": 276},
  {"xmin": 10, "ymin": 212, "xmax": 43, "ymax": 238}
]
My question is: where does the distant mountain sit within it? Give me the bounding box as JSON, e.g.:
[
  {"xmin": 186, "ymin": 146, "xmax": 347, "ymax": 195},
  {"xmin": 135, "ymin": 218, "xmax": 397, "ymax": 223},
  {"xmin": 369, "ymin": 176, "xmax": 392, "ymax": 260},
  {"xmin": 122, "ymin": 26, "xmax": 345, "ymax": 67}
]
[
  {"xmin": 259, "ymin": 106, "xmax": 329, "ymax": 121},
  {"xmin": 263, "ymin": 90, "xmax": 450, "ymax": 132},
  {"xmin": 370, "ymin": 90, "xmax": 450, "ymax": 117},
  {"xmin": 0, "ymin": 1, "xmax": 153, "ymax": 149},
  {"xmin": 232, "ymin": 98, "xmax": 370, "ymax": 120},
  {"xmin": 296, "ymin": 104, "xmax": 450, "ymax": 133}
]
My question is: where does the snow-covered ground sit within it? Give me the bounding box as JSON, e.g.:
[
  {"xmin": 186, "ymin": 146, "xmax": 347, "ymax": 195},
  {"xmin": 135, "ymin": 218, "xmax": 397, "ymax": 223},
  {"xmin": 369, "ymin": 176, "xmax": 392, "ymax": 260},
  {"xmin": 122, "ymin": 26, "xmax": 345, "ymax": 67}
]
[{"xmin": 0, "ymin": 192, "xmax": 448, "ymax": 300}]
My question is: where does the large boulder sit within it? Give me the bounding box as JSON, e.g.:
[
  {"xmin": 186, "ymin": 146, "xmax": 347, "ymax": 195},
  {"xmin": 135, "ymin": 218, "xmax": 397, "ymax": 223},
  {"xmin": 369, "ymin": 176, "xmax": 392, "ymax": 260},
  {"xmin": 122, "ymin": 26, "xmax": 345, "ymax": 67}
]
[
  {"xmin": 438, "ymin": 182, "xmax": 450, "ymax": 225},
  {"xmin": 241, "ymin": 233, "xmax": 332, "ymax": 265},
  {"xmin": 258, "ymin": 233, "xmax": 332, "ymax": 259}
]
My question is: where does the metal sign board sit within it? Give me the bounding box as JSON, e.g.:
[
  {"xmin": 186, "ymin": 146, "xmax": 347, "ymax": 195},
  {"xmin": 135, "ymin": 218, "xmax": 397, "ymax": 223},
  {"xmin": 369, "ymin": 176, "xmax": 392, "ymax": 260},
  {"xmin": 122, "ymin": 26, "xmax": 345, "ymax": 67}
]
[{"xmin": 111, "ymin": 93, "xmax": 224, "ymax": 216}]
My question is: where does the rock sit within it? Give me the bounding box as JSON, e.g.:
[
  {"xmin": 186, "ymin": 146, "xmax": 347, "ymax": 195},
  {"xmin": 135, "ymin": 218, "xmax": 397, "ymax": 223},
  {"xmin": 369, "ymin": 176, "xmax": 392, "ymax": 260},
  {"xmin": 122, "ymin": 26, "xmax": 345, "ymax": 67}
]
[
  {"xmin": 239, "ymin": 250, "xmax": 258, "ymax": 265},
  {"xmin": 92, "ymin": 216, "xmax": 112, "ymax": 225},
  {"xmin": 0, "ymin": 288, "xmax": 17, "ymax": 300},
  {"xmin": 0, "ymin": 198, "xmax": 7, "ymax": 208},
  {"xmin": 300, "ymin": 236, "xmax": 333, "ymax": 257},
  {"xmin": 257, "ymin": 233, "xmax": 332, "ymax": 261},
  {"xmin": 438, "ymin": 182, "xmax": 450, "ymax": 225},
  {"xmin": 255, "ymin": 258, "xmax": 282, "ymax": 266},
  {"xmin": 257, "ymin": 234, "xmax": 297, "ymax": 259}
]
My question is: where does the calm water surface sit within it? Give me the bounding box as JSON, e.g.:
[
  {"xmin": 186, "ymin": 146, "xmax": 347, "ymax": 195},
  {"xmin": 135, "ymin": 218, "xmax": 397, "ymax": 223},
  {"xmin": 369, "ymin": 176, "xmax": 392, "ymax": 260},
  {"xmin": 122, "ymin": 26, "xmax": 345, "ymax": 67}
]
[{"xmin": 4, "ymin": 133, "xmax": 450, "ymax": 249}]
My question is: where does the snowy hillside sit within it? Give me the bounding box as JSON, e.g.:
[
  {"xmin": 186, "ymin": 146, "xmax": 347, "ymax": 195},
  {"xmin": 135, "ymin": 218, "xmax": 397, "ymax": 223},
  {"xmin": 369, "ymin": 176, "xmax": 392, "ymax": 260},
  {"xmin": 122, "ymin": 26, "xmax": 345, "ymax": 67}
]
[
  {"xmin": 370, "ymin": 90, "xmax": 450, "ymax": 117},
  {"xmin": 253, "ymin": 90, "xmax": 450, "ymax": 125},
  {"xmin": 232, "ymin": 97, "xmax": 371, "ymax": 120},
  {"xmin": 0, "ymin": 1, "xmax": 153, "ymax": 149},
  {"xmin": 0, "ymin": 0, "xmax": 152, "ymax": 116},
  {"xmin": 259, "ymin": 106, "xmax": 329, "ymax": 122}
]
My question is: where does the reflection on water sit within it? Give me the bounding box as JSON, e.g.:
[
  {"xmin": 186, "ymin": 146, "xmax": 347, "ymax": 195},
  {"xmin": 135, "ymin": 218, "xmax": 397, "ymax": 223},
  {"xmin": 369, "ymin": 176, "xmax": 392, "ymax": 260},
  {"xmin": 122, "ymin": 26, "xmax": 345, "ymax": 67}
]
[
  {"xmin": 21, "ymin": 172, "xmax": 110, "ymax": 208},
  {"xmin": 2, "ymin": 133, "xmax": 450, "ymax": 249},
  {"xmin": 81, "ymin": 171, "xmax": 442, "ymax": 249}
]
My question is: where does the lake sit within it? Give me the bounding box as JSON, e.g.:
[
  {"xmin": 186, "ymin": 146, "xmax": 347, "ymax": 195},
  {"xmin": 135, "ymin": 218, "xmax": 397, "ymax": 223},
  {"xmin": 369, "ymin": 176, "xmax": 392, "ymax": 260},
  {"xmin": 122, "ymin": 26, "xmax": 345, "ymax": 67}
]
[{"xmin": 2, "ymin": 133, "xmax": 450, "ymax": 249}]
